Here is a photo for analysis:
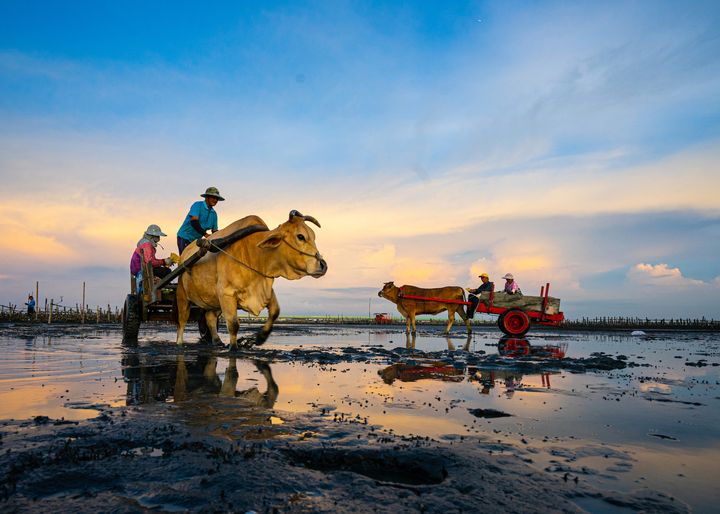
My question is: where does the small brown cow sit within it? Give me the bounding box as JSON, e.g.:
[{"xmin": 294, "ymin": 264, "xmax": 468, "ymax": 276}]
[{"xmin": 378, "ymin": 281, "xmax": 471, "ymax": 335}]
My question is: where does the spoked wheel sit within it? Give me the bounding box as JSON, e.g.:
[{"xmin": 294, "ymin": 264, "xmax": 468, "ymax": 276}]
[
  {"xmin": 499, "ymin": 309, "xmax": 530, "ymax": 336},
  {"xmin": 122, "ymin": 294, "xmax": 141, "ymax": 342}
]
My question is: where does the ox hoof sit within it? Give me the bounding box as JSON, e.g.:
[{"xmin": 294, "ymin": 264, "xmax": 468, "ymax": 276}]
[{"xmin": 254, "ymin": 332, "xmax": 270, "ymax": 346}]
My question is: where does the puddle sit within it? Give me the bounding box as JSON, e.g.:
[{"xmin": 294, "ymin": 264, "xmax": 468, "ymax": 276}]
[{"xmin": 0, "ymin": 324, "xmax": 718, "ymax": 511}]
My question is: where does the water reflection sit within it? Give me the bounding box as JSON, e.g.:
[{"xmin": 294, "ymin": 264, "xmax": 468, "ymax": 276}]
[
  {"xmin": 122, "ymin": 350, "xmax": 277, "ymax": 408},
  {"xmin": 468, "ymin": 368, "xmax": 555, "ymax": 396},
  {"xmin": 380, "ymin": 360, "xmax": 465, "ymax": 384},
  {"xmin": 497, "ymin": 337, "xmax": 567, "ymax": 359},
  {"xmin": 404, "ymin": 332, "xmax": 472, "ymax": 352},
  {"xmin": 219, "ymin": 358, "xmax": 278, "ymax": 408}
]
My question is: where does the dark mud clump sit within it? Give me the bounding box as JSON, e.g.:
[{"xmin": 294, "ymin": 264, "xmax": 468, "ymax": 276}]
[
  {"xmin": 283, "ymin": 447, "xmax": 447, "ymax": 485},
  {"xmin": 467, "ymin": 408, "xmax": 512, "ymax": 419}
]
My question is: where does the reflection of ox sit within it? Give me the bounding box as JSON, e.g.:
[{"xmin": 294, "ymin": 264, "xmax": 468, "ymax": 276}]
[
  {"xmin": 378, "ymin": 282, "xmax": 471, "ymax": 335},
  {"xmin": 176, "ymin": 211, "xmax": 327, "ymax": 348}
]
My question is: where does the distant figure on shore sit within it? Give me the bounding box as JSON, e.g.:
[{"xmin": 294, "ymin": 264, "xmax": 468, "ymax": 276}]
[
  {"xmin": 176, "ymin": 186, "xmax": 224, "ymax": 254},
  {"xmin": 25, "ymin": 294, "xmax": 35, "ymax": 315},
  {"xmin": 503, "ymin": 273, "xmax": 522, "ymax": 295},
  {"xmin": 466, "ymin": 273, "xmax": 494, "ymax": 319},
  {"xmin": 130, "ymin": 224, "xmax": 174, "ymax": 283}
]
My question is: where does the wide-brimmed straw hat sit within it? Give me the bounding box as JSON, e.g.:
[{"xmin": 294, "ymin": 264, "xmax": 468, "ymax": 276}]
[
  {"xmin": 201, "ymin": 186, "xmax": 225, "ymax": 201},
  {"xmin": 503, "ymin": 273, "xmax": 514, "ymax": 280}
]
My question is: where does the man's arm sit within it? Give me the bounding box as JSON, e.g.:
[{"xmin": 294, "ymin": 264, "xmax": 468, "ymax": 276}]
[{"xmin": 189, "ymin": 217, "xmax": 208, "ymax": 237}]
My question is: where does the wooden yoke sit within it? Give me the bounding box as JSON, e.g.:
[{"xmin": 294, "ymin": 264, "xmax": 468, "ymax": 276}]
[{"xmin": 153, "ymin": 223, "xmax": 269, "ymax": 292}]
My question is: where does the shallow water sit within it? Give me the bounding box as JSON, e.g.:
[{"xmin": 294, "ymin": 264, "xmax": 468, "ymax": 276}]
[{"xmin": 1, "ymin": 324, "xmax": 718, "ymax": 512}]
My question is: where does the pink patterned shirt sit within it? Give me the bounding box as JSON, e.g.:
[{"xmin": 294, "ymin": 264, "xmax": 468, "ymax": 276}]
[
  {"xmin": 130, "ymin": 241, "xmax": 165, "ymax": 275},
  {"xmin": 504, "ymin": 280, "xmax": 521, "ymax": 294}
]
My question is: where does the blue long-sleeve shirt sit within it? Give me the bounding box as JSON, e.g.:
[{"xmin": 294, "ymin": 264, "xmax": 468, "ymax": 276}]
[{"xmin": 177, "ymin": 201, "xmax": 218, "ymax": 241}]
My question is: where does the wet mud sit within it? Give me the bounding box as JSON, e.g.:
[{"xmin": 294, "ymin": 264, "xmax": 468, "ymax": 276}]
[
  {"xmin": 0, "ymin": 407, "xmax": 688, "ymax": 513},
  {"xmin": 1, "ymin": 323, "xmax": 717, "ymax": 512}
]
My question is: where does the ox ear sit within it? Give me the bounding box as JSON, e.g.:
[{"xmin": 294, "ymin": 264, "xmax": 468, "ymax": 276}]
[{"xmin": 257, "ymin": 231, "xmax": 283, "ymax": 249}]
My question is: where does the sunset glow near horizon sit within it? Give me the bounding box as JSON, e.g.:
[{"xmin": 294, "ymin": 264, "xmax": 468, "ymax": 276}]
[{"xmin": 1, "ymin": 1, "xmax": 719, "ymax": 318}]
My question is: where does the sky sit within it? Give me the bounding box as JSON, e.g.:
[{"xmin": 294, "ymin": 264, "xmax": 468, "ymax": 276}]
[{"xmin": 1, "ymin": 0, "xmax": 719, "ymax": 319}]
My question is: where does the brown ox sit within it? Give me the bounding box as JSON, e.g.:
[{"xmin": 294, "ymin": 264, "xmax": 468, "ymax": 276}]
[
  {"xmin": 176, "ymin": 211, "xmax": 327, "ymax": 348},
  {"xmin": 378, "ymin": 281, "xmax": 471, "ymax": 335}
]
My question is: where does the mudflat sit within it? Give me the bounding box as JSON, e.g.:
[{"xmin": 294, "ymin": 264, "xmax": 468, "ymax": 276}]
[{"xmin": 1, "ymin": 323, "xmax": 717, "ymax": 512}]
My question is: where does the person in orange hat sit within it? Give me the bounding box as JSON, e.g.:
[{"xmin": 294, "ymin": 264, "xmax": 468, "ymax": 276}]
[{"xmin": 466, "ymin": 273, "xmax": 493, "ymax": 319}]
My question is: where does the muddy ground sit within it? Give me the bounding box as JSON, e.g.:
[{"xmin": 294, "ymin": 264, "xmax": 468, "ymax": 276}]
[{"xmin": 1, "ymin": 323, "xmax": 713, "ymax": 513}]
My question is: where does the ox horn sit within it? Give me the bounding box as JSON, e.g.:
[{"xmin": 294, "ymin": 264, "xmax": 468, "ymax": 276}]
[{"xmin": 289, "ymin": 210, "xmax": 321, "ymax": 228}]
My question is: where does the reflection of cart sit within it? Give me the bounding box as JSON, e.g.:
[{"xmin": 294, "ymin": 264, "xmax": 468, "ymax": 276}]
[
  {"xmin": 498, "ymin": 337, "xmax": 567, "ymax": 359},
  {"xmin": 374, "ymin": 312, "xmax": 392, "ymax": 324},
  {"xmin": 121, "ymin": 225, "xmax": 268, "ymax": 342},
  {"xmin": 397, "ymin": 282, "xmax": 564, "ymax": 336}
]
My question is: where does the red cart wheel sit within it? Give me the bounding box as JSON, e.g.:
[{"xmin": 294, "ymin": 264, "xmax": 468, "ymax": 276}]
[{"xmin": 500, "ymin": 309, "xmax": 530, "ymax": 336}]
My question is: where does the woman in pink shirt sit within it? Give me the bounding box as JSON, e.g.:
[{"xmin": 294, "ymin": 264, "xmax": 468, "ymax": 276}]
[
  {"xmin": 502, "ymin": 273, "xmax": 522, "ymax": 295},
  {"xmin": 130, "ymin": 224, "xmax": 173, "ymax": 279}
]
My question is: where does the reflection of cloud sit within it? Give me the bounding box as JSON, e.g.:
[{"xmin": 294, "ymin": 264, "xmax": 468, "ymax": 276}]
[
  {"xmin": 628, "ymin": 263, "xmax": 705, "ymax": 288},
  {"xmin": 639, "ymin": 382, "xmax": 672, "ymax": 394}
]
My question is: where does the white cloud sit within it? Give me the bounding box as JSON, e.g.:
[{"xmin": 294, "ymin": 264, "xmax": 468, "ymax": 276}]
[{"xmin": 627, "ymin": 263, "xmax": 705, "ymax": 288}]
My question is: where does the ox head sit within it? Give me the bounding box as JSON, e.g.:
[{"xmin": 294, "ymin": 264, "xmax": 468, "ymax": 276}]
[
  {"xmin": 378, "ymin": 281, "xmax": 398, "ymax": 301},
  {"xmin": 256, "ymin": 210, "xmax": 328, "ymax": 279}
]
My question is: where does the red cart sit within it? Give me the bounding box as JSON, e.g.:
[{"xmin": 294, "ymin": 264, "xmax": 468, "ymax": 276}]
[
  {"xmin": 397, "ymin": 283, "xmax": 564, "ymax": 336},
  {"xmin": 374, "ymin": 312, "xmax": 392, "ymax": 324}
]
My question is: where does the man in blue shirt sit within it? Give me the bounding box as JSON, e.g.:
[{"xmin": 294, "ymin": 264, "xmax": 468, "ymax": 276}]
[
  {"xmin": 25, "ymin": 294, "xmax": 36, "ymax": 316},
  {"xmin": 177, "ymin": 187, "xmax": 224, "ymax": 254},
  {"xmin": 466, "ymin": 273, "xmax": 494, "ymax": 319}
]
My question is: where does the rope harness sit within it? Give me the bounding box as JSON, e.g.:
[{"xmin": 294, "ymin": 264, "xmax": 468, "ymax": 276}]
[
  {"xmin": 205, "ymin": 236, "xmax": 323, "ymax": 279},
  {"xmin": 207, "ymin": 242, "xmax": 275, "ymax": 278}
]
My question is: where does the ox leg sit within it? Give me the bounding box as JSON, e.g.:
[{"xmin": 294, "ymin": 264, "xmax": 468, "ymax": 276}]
[
  {"xmin": 463, "ymin": 334, "xmax": 472, "ymax": 352},
  {"xmin": 409, "ymin": 313, "xmax": 417, "ymax": 335},
  {"xmin": 443, "ymin": 309, "xmax": 455, "ymax": 335},
  {"xmin": 446, "ymin": 337, "xmax": 456, "ymax": 351},
  {"xmin": 205, "ymin": 310, "xmax": 223, "ymax": 346},
  {"xmin": 456, "ymin": 305, "xmax": 472, "ymax": 334},
  {"xmin": 256, "ymin": 290, "xmax": 279, "ymax": 346},
  {"xmin": 176, "ymin": 281, "xmax": 190, "ymax": 345},
  {"xmin": 219, "ymin": 294, "xmax": 240, "ymax": 349}
]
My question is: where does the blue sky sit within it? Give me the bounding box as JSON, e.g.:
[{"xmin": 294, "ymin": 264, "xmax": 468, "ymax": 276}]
[{"xmin": 1, "ymin": 1, "xmax": 719, "ymax": 318}]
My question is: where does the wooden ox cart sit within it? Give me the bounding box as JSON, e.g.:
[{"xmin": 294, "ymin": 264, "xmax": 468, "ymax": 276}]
[
  {"xmin": 121, "ymin": 224, "xmax": 268, "ymax": 342},
  {"xmin": 397, "ymin": 282, "xmax": 564, "ymax": 336}
]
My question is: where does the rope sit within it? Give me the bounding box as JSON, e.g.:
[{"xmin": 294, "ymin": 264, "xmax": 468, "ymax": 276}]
[
  {"xmin": 203, "ymin": 233, "xmax": 323, "ymax": 279},
  {"xmin": 207, "ymin": 242, "xmax": 276, "ymax": 279}
]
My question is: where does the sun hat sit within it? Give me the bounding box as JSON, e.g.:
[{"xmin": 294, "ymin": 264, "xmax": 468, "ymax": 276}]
[
  {"xmin": 478, "ymin": 273, "xmax": 489, "ymax": 278},
  {"xmin": 145, "ymin": 224, "xmax": 167, "ymax": 237},
  {"xmin": 503, "ymin": 273, "xmax": 514, "ymax": 280},
  {"xmin": 201, "ymin": 187, "xmax": 225, "ymax": 201}
]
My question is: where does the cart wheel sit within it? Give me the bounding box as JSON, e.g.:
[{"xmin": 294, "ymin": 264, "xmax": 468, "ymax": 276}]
[
  {"xmin": 499, "ymin": 309, "xmax": 530, "ymax": 336},
  {"xmin": 497, "ymin": 312, "xmax": 506, "ymax": 332},
  {"xmin": 198, "ymin": 313, "xmax": 211, "ymax": 343},
  {"xmin": 122, "ymin": 294, "xmax": 141, "ymax": 342}
]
